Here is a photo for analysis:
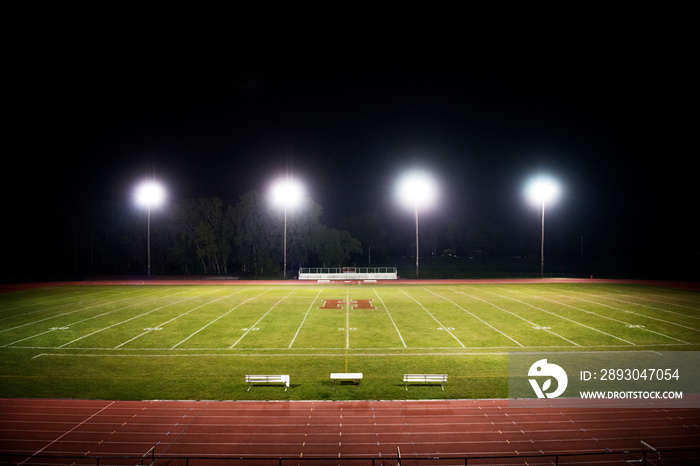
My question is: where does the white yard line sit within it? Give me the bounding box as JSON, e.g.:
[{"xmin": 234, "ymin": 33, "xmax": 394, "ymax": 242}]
[
  {"xmin": 229, "ymin": 290, "xmax": 295, "ymax": 348},
  {"xmin": 0, "ymin": 290, "xmax": 161, "ymax": 335},
  {"xmin": 2, "ymin": 292, "xmax": 168, "ymax": 347},
  {"xmin": 400, "ymin": 289, "xmax": 465, "ymax": 348},
  {"xmin": 346, "ymin": 289, "xmax": 350, "ymax": 349},
  {"xmin": 450, "ymin": 288, "xmax": 579, "ymax": 346},
  {"xmin": 551, "ymin": 289, "xmax": 700, "ymax": 334},
  {"xmin": 57, "ymin": 292, "xmax": 202, "ymax": 348},
  {"xmin": 569, "ymin": 290, "xmax": 700, "ymax": 325},
  {"xmin": 288, "ymin": 288, "xmax": 323, "ymax": 348},
  {"xmin": 114, "ymin": 289, "xmax": 230, "ymax": 348},
  {"xmin": 517, "ymin": 288, "xmax": 690, "ymax": 344},
  {"xmin": 425, "ymin": 288, "xmax": 523, "ymax": 347},
  {"xmin": 171, "ymin": 289, "xmax": 271, "ymax": 349},
  {"xmin": 477, "ymin": 287, "xmax": 636, "ymax": 346},
  {"xmin": 0, "ymin": 289, "xmax": 109, "ymax": 323},
  {"xmin": 605, "ymin": 290, "xmax": 700, "ymax": 313},
  {"xmin": 373, "ymin": 288, "xmax": 407, "ymax": 348}
]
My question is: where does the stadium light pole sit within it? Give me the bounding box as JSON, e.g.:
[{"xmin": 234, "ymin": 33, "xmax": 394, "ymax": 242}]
[
  {"xmin": 135, "ymin": 180, "xmax": 165, "ymax": 277},
  {"xmin": 397, "ymin": 171, "xmax": 437, "ymax": 279},
  {"xmin": 271, "ymin": 177, "xmax": 304, "ymax": 279},
  {"xmin": 526, "ymin": 176, "xmax": 560, "ymax": 278}
]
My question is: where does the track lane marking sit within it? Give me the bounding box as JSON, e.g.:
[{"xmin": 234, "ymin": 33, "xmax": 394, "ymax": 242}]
[{"xmin": 17, "ymin": 401, "xmax": 115, "ymax": 465}]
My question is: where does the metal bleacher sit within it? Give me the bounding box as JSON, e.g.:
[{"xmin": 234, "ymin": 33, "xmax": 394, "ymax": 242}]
[{"xmin": 298, "ymin": 267, "xmax": 397, "ymax": 281}]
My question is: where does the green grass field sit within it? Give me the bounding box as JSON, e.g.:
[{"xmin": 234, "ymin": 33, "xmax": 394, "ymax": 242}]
[{"xmin": 1, "ymin": 282, "xmax": 698, "ymax": 400}]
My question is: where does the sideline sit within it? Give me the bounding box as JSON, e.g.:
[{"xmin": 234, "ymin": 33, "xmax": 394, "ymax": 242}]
[{"xmin": 2, "ymin": 278, "xmax": 700, "ymax": 294}]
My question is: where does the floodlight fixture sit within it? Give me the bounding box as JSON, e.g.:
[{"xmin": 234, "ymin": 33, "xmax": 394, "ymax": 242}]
[
  {"xmin": 525, "ymin": 176, "xmax": 560, "ymax": 278},
  {"xmin": 136, "ymin": 181, "xmax": 166, "ymax": 209},
  {"xmin": 270, "ymin": 177, "xmax": 305, "ymax": 279},
  {"xmin": 396, "ymin": 170, "xmax": 438, "ymax": 279},
  {"xmin": 397, "ymin": 171, "xmax": 438, "ymax": 211},
  {"xmin": 526, "ymin": 176, "xmax": 560, "ymax": 206},
  {"xmin": 271, "ymin": 178, "xmax": 304, "ymax": 209},
  {"xmin": 135, "ymin": 180, "xmax": 166, "ymax": 276}
]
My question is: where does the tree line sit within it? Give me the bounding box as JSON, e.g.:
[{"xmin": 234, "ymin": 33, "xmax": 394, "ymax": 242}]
[
  {"xmin": 3, "ymin": 191, "xmax": 364, "ymax": 279},
  {"xmin": 3, "ymin": 187, "xmax": 610, "ymax": 281}
]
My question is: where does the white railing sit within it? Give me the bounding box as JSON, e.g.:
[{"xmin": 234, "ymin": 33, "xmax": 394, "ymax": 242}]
[{"xmin": 298, "ymin": 267, "xmax": 397, "ymax": 280}]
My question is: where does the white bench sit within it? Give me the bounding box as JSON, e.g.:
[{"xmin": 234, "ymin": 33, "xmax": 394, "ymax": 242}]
[
  {"xmin": 245, "ymin": 375, "xmax": 290, "ymax": 391},
  {"xmin": 330, "ymin": 372, "xmax": 363, "ymax": 388},
  {"xmin": 403, "ymin": 374, "xmax": 447, "ymax": 390}
]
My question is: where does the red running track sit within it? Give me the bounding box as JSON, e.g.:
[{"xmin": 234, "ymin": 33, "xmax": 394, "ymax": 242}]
[{"xmin": 1, "ymin": 398, "xmax": 699, "ymax": 460}]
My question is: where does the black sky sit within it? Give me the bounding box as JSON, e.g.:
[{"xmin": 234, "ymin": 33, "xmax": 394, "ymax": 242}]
[{"xmin": 6, "ymin": 13, "xmax": 696, "ymax": 261}]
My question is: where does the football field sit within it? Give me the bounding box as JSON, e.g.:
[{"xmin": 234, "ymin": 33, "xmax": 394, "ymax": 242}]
[{"xmin": 1, "ymin": 282, "xmax": 698, "ymax": 401}]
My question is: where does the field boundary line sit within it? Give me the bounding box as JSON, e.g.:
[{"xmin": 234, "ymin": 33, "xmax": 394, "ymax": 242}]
[
  {"xmin": 519, "ymin": 287, "xmax": 691, "ymax": 344},
  {"xmin": 425, "ymin": 288, "xmax": 523, "ymax": 347},
  {"xmin": 114, "ymin": 289, "xmax": 230, "ymax": 348},
  {"xmin": 30, "ymin": 347, "xmax": 686, "ymax": 360},
  {"xmin": 171, "ymin": 289, "xmax": 271, "ymax": 349},
  {"xmin": 373, "ymin": 288, "xmax": 407, "ymax": 348},
  {"xmin": 229, "ymin": 290, "xmax": 295, "ymax": 348},
  {"xmin": 450, "ymin": 288, "xmax": 580, "ymax": 346},
  {"xmin": 56, "ymin": 291, "xmax": 203, "ymax": 349},
  {"xmin": 400, "ymin": 289, "xmax": 465, "ymax": 348},
  {"xmin": 288, "ymin": 288, "xmax": 323, "ymax": 348},
  {"xmin": 477, "ymin": 287, "xmax": 636, "ymax": 346}
]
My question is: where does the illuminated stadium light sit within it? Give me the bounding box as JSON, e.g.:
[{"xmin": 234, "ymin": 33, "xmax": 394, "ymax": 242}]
[
  {"xmin": 270, "ymin": 177, "xmax": 305, "ymax": 279},
  {"xmin": 136, "ymin": 181, "xmax": 166, "ymax": 208},
  {"xmin": 397, "ymin": 171, "xmax": 438, "ymax": 211},
  {"xmin": 396, "ymin": 170, "xmax": 438, "ymax": 278},
  {"xmin": 271, "ymin": 178, "xmax": 304, "ymax": 209},
  {"xmin": 135, "ymin": 180, "xmax": 166, "ymax": 277},
  {"xmin": 526, "ymin": 176, "xmax": 560, "ymax": 206},
  {"xmin": 525, "ymin": 176, "xmax": 560, "ymax": 278}
]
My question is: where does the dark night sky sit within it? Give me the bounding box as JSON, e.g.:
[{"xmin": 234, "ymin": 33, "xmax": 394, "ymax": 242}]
[{"xmin": 5, "ymin": 13, "xmax": 697, "ymax": 263}]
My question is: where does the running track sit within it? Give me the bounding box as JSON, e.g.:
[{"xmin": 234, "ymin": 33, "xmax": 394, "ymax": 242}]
[{"xmin": 2, "ymin": 398, "xmax": 699, "ymax": 460}]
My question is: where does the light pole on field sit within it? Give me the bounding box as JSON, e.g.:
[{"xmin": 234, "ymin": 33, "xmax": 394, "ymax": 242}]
[
  {"xmin": 271, "ymin": 177, "xmax": 304, "ymax": 279},
  {"xmin": 526, "ymin": 176, "xmax": 560, "ymax": 278},
  {"xmin": 135, "ymin": 180, "xmax": 165, "ymax": 276},
  {"xmin": 397, "ymin": 170, "xmax": 437, "ymax": 279}
]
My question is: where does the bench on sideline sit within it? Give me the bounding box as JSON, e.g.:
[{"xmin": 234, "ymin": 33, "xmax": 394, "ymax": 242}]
[
  {"xmin": 403, "ymin": 374, "xmax": 447, "ymax": 390},
  {"xmin": 330, "ymin": 372, "xmax": 363, "ymax": 388},
  {"xmin": 245, "ymin": 375, "xmax": 290, "ymax": 391}
]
